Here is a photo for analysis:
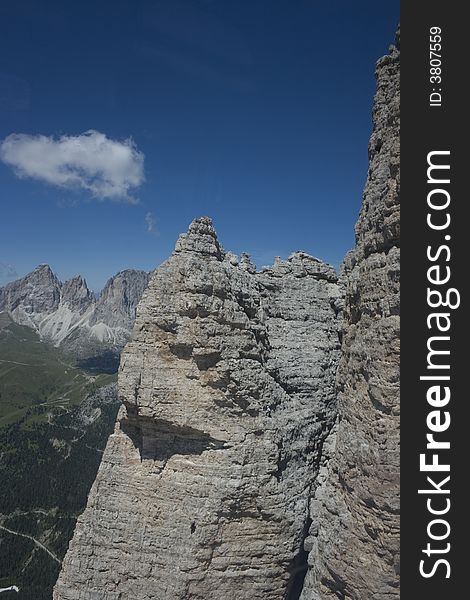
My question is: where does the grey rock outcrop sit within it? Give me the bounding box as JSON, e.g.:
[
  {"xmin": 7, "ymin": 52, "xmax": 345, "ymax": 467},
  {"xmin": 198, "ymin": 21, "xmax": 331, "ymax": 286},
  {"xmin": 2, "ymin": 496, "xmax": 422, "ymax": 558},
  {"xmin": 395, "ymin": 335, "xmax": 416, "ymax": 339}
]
[
  {"xmin": 52, "ymin": 29, "xmax": 400, "ymax": 600},
  {"xmin": 91, "ymin": 269, "xmax": 150, "ymax": 332},
  {"xmin": 300, "ymin": 32, "xmax": 400, "ymax": 600},
  {"xmin": 61, "ymin": 276, "xmax": 95, "ymax": 313},
  {"xmin": 53, "ymin": 217, "xmax": 341, "ymax": 600},
  {"xmin": 0, "ymin": 267, "xmax": 150, "ymax": 357},
  {"xmin": 0, "ymin": 264, "xmax": 61, "ymax": 328}
]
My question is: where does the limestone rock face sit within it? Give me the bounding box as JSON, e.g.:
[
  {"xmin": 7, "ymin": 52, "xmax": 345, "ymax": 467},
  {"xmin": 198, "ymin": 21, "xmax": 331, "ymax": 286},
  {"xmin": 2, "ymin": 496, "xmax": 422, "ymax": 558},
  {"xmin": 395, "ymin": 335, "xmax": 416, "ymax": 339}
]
[
  {"xmin": 61, "ymin": 276, "xmax": 95, "ymax": 313},
  {"xmin": 0, "ymin": 264, "xmax": 61, "ymax": 328},
  {"xmin": 300, "ymin": 33, "xmax": 400, "ymax": 600},
  {"xmin": 91, "ymin": 269, "xmax": 151, "ymax": 331},
  {"xmin": 52, "ymin": 30, "xmax": 400, "ymax": 600},
  {"xmin": 53, "ymin": 217, "xmax": 341, "ymax": 600}
]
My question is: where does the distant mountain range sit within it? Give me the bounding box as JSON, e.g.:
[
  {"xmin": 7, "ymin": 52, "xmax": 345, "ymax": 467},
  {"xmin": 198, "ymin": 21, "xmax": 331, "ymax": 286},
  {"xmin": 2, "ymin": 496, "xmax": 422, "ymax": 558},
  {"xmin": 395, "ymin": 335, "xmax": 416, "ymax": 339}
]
[{"xmin": 0, "ymin": 265, "xmax": 150, "ymax": 360}]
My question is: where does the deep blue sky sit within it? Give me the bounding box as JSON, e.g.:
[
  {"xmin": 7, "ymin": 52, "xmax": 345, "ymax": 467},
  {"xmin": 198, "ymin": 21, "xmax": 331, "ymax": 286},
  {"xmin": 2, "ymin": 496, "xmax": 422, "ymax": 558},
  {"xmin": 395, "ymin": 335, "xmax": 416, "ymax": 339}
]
[{"xmin": 0, "ymin": 0, "xmax": 398, "ymax": 291}]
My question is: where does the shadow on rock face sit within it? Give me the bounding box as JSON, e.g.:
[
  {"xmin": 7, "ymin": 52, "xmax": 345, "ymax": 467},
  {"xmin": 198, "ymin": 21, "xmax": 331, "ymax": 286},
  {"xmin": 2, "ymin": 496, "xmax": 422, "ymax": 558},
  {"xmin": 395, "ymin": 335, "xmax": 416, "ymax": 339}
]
[
  {"xmin": 77, "ymin": 351, "xmax": 120, "ymax": 374},
  {"xmin": 120, "ymin": 414, "xmax": 226, "ymax": 462}
]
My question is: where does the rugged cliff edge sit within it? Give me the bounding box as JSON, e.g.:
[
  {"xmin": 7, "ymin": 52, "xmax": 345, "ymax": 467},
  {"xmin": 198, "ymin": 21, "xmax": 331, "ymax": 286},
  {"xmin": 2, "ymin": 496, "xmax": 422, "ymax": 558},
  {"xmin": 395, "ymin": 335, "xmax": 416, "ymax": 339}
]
[
  {"xmin": 53, "ymin": 218, "xmax": 341, "ymax": 599},
  {"xmin": 300, "ymin": 33, "xmax": 400, "ymax": 599},
  {"xmin": 53, "ymin": 32, "xmax": 399, "ymax": 600}
]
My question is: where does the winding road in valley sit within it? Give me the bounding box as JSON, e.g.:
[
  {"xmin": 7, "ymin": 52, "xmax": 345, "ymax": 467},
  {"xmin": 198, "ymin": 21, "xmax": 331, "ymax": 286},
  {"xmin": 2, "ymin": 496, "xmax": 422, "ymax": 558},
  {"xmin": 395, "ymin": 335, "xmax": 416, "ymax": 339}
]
[{"xmin": 0, "ymin": 524, "xmax": 61, "ymax": 564}]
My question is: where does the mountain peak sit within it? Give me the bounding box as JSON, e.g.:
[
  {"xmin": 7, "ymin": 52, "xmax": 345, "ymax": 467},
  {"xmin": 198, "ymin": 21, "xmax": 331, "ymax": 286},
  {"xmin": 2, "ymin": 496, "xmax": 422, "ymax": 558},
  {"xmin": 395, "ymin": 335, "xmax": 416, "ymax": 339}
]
[
  {"xmin": 0, "ymin": 264, "xmax": 61, "ymax": 320},
  {"xmin": 189, "ymin": 215, "xmax": 214, "ymax": 232},
  {"xmin": 62, "ymin": 275, "xmax": 94, "ymax": 311},
  {"xmin": 0, "ymin": 266, "xmax": 150, "ymax": 351},
  {"xmin": 33, "ymin": 263, "xmax": 56, "ymax": 278},
  {"xmin": 174, "ymin": 216, "xmax": 224, "ymax": 258}
]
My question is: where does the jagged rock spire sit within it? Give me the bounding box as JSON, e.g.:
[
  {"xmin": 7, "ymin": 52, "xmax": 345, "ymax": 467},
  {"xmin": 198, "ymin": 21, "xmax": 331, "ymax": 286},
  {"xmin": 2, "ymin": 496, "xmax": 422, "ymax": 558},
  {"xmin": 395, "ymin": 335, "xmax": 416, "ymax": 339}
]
[
  {"xmin": 300, "ymin": 31, "xmax": 400, "ymax": 600},
  {"xmin": 174, "ymin": 216, "xmax": 225, "ymax": 258},
  {"xmin": 61, "ymin": 275, "xmax": 94, "ymax": 312},
  {"xmin": 53, "ymin": 216, "xmax": 341, "ymax": 600}
]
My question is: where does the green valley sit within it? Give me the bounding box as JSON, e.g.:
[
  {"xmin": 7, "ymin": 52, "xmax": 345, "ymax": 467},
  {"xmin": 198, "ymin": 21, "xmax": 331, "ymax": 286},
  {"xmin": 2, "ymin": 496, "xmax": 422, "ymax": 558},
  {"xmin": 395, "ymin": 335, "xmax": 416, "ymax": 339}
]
[{"xmin": 0, "ymin": 318, "xmax": 119, "ymax": 599}]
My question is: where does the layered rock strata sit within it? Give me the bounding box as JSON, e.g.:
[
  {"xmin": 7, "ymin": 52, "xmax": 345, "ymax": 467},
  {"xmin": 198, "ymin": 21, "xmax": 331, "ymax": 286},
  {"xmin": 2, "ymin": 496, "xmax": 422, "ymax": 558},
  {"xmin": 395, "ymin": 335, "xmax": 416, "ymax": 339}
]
[
  {"xmin": 300, "ymin": 32, "xmax": 400, "ymax": 599},
  {"xmin": 53, "ymin": 217, "xmax": 341, "ymax": 600},
  {"xmin": 53, "ymin": 31, "xmax": 400, "ymax": 600}
]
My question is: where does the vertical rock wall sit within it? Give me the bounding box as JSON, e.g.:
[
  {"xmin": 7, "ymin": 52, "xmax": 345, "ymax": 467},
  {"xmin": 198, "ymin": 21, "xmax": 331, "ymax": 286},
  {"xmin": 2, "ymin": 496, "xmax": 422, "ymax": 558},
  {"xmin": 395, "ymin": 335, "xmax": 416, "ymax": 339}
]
[
  {"xmin": 53, "ymin": 30, "xmax": 400, "ymax": 600},
  {"xmin": 54, "ymin": 218, "xmax": 341, "ymax": 600},
  {"xmin": 300, "ymin": 32, "xmax": 400, "ymax": 600}
]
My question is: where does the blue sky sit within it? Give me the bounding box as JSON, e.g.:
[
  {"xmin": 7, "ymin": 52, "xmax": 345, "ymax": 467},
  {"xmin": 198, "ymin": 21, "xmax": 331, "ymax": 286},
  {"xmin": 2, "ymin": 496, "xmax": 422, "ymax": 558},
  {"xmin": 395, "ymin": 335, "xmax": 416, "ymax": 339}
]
[{"xmin": 0, "ymin": 0, "xmax": 398, "ymax": 291}]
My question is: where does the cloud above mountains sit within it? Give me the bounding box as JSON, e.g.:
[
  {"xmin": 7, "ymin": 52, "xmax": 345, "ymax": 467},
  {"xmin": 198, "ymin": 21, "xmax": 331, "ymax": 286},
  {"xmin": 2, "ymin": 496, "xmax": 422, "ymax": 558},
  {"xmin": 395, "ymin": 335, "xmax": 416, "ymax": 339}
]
[{"xmin": 0, "ymin": 130, "xmax": 145, "ymax": 202}]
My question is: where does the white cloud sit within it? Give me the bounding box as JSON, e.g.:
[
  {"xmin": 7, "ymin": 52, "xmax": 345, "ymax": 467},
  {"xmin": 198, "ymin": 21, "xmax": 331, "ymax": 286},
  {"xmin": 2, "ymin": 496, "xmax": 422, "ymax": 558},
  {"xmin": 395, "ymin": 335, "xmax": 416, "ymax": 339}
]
[
  {"xmin": 145, "ymin": 211, "xmax": 158, "ymax": 235},
  {"xmin": 0, "ymin": 130, "xmax": 145, "ymax": 202}
]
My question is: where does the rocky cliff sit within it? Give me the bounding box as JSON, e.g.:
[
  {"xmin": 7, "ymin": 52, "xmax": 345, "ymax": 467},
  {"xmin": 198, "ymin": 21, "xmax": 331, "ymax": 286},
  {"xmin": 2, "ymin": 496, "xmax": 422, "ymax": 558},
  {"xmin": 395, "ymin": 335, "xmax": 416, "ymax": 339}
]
[
  {"xmin": 53, "ymin": 217, "xmax": 341, "ymax": 600},
  {"xmin": 0, "ymin": 266, "xmax": 150, "ymax": 358},
  {"xmin": 91, "ymin": 269, "xmax": 151, "ymax": 332},
  {"xmin": 300, "ymin": 33, "xmax": 400, "ymax": 599},
  {"xmin": 0, "ymin": 264, "xmax": 62, "ymax": 325},
  {"xmin": 53, "ymin": 32, "xmax": 399, "ymax": 600}
]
